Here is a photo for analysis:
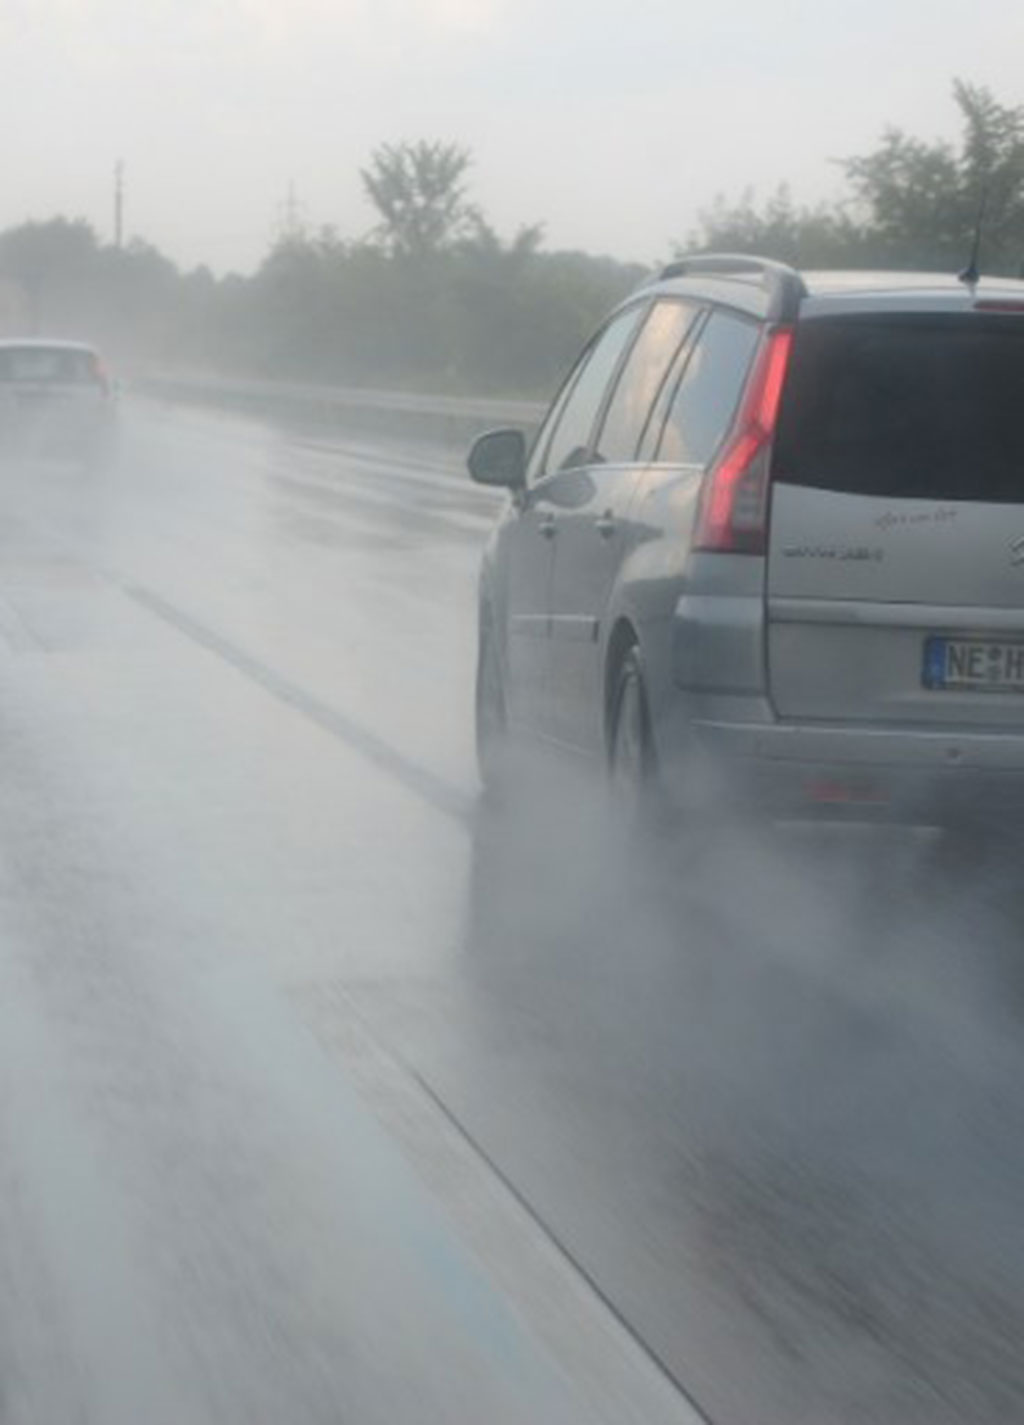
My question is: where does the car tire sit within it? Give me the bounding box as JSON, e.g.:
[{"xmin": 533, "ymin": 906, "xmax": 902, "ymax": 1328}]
[
  {"xmin": 608, "ymin": 646, "xmax": 660, "ymax": 829},
  {"xmin": 475, "ymin": 617, "xmax": 509, "ymax": 800}
]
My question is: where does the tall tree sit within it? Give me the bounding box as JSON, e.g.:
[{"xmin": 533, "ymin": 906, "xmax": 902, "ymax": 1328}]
[
  {"xmin": 360, "ymin": 140, "xmax": 482, "ymax": 258},
  {"xmin": 690, "ymin": 81, "xmax": 1024, "ymax": 277},
  {"xmin": 842, "ymin": 81, "xmax": 1024, "ymax": 271}
]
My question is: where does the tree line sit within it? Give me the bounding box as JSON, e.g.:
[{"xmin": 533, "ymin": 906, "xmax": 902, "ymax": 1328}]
[
  {"xmin": 691, "ymin": 82, "xmax": 1024, "ymax": 275},
  {"xmin": 0, "ymin": 81, "xmax": 1019, "ymax": 396}
]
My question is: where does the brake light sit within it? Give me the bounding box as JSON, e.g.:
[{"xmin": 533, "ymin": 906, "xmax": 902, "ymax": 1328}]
[
  {"xmin": 805, "ymin": 776, "xmax": 888, "ymax": 806},
  {"xmin": 90, "ymin": 354, "xmax": 111, "ymax": 398},
  {"xmin": 693, "ymin": 327, "xmax": 793, "ymax": 554}
]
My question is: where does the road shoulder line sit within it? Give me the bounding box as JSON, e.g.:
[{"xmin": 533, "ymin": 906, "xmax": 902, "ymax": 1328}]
[{"xmin": 294, "ymin": 979, "xmax": 711, "ymax": 1425}]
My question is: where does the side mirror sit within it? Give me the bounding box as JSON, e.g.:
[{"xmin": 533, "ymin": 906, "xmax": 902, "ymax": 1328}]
[{"xmin": 468, "ymin": 428, "xmax": 526, "ymax": 490}]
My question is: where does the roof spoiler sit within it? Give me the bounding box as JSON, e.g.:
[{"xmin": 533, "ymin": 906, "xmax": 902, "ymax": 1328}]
[{"xmin": 660, "ymin": 254, "xmax": 807, "ymax": 323}]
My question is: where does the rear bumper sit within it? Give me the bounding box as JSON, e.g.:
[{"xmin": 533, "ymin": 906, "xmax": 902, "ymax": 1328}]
[
  {"xmin": 658, "ymin": 711, "xmax": 1024, "ymax": 825},
  {"xmin": 0, "ymin": 403, "xmax": 112, "ymax": 455}
]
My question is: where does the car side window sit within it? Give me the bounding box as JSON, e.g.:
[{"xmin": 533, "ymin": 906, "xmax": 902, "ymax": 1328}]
[
  {"xmin": 539, "ymin": 305, "xmax": 645, "ymax": 478},
  {"xmin": 651, "ymin": 310, "xmax": 761, "ymax": 466},
  {"xmin": 524, "ymin": 356, "xmax": 583, "ymax": 485},
  {"xmin": 592, "ymin": 299, "xmax": 700, "ymax": 465},
  {"xmin": 636, "ymin": 312, "xmax": 705, "ymax": 462}
]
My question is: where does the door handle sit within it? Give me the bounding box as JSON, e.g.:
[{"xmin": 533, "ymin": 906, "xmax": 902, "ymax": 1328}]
[
  {"xmin": 595, "ymin": 511, "xmax": 616, "ymax": 539},
  {"xmin": 538, "ymin": 512, "xmax": 557, "ymax": 539}
]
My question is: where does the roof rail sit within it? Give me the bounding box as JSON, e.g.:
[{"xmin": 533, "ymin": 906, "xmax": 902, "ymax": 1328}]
[{"xmin": 659, "ymin": 253, "xmax": 807, "ymax": 322}]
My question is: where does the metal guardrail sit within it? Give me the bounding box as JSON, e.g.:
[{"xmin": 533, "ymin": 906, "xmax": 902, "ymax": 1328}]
[{"xmin": 132, "ymin": 371, "xmax": 547, "ymax": 448}]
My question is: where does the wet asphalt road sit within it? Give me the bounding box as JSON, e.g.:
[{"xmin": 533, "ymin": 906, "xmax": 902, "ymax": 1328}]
[{"xmin": 0, "ymin": 396, "xmax": 1022, "ymax": 1423}]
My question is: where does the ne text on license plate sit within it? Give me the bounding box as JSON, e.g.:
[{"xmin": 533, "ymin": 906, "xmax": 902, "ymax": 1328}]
[{"xmin": 923, "ymin": 636, "xmax": 1024, "ymax": 692}]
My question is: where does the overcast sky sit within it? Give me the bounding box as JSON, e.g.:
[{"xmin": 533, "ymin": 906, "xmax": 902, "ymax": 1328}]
[{"xmin": 2, "ymin": 0, "xmax": 1021, "ymax": 274}]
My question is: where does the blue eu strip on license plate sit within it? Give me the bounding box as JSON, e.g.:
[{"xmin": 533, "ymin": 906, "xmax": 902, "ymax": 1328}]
[
  {"xmin": 923, "ymin": 637, "xmax": 947, "ymax": 690},
  {"xmin": 923, "ymin": 636, "xmax": 1024, "ymax": 691}
]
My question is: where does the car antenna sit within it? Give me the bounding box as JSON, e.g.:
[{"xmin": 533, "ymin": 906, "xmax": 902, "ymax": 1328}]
[{"xmin": 958, "ymin": 185, "xmax": 989, "ymax": 287}]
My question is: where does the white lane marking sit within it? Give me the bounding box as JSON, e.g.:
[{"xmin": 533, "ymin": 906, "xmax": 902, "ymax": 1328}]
[
  {"xmin": 297, "ymin": 983, "xmax": 711, "ymax": 1425},
  {"xmin": 124, "ymin": 583, "xmax": 475, "ymax": 824}
]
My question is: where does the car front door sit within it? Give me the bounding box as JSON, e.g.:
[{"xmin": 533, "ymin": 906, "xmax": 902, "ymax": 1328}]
[{"xmin": 499, "ymin": 486, "xmax": 558, "ymax": 739}]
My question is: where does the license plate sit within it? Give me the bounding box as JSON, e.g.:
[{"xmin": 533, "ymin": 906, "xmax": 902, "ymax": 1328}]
[{"xmin": 923, "ymin": 636, "xmax": 1024, "ymax": 692}]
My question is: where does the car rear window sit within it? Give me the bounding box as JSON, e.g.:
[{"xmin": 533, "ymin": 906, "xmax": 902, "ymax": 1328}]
[
  {"xmin": 647, "ymin": 310, "xmax": 760, "ymax": 466},
  {"xmin": 0, "ymin": 347, "xmax": 97, "ymax": 384},
  {"xmin": 592, "ymin": 299, "xmax": 699, "ymax": 464},
  {"xmin": 773, "ymin": 315, "xmax": 1024, "ymax": 502}
]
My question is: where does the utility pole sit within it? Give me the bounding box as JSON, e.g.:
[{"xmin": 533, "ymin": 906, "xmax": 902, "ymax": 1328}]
[
  {"xmin": 114, "ymin": 160, "xmax": 125, "ymax": 248},
  {"xmin": 284, "ymin": 180, "xmax": 299, "ymax": 237},
  {"xmin": 276, "ymin": 180, "xmax": 306, "ymax": 244}
]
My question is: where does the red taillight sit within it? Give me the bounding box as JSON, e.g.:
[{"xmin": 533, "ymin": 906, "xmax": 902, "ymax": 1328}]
[
  {"xmin": 90, "ymin": 354, "xmax": 111, "ymax": 398},
  {"xmin": 693, "ymin": 327, "xmax": 793, "ymax": 554},
  {"xmin": 805, "ymin": 777, "xmax": 888, "ymax": 806}
]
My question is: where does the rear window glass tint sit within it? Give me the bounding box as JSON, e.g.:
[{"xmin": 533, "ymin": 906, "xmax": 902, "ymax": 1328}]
[
  {"xmin": 0, "ymin": 347, "xmax": 96, "ymax": 383},
  {"xmin": 593, "ymin": 299, "xmax": 699, "ymax": 464},
  {"xmin": 773, "ymin": 316, "xmax": 1024, "ymax": 501},
  {"xmin": 653, "ymin": 311, "xmax": 759, "ymax": 465}
]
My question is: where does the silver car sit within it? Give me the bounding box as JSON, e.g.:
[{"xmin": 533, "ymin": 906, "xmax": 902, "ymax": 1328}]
[
  {"xmin": 469, "ymin": 256, "xmax": 1024, "ymax": 831},
  {"xmin": 0, "ymin": 339, "xmax": 116, "ymax": 463}
]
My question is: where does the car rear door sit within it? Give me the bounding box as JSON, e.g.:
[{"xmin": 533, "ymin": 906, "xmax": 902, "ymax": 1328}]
[
  {"xmin": 545, "ymin": 298, "xmax": 702, "ymax": 751},
  {"xmin": 766, "ymin": 310, "xmax": 1024, "ymax": 727}
]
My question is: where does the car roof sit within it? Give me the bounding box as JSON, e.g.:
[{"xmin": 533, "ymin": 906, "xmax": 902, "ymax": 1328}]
[
  {"xmin": 0, "ymin": 338, "xmax": 99, "ymax": 353},
  {"xmin": 642, "ymin": 258, "xmax": 1024, "ymax": 323},
  {"xmin": 799, "ymin": 270, "xmax": 1024, "ymax": 317},
  {"xmin": 801, "ymin": 269, "xmax": 1024, "ymax": 296}
]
